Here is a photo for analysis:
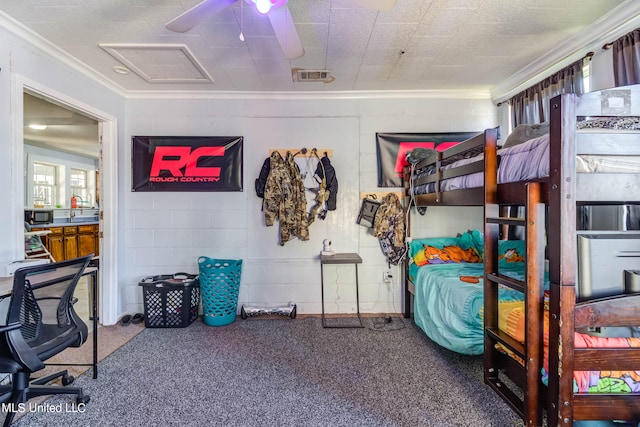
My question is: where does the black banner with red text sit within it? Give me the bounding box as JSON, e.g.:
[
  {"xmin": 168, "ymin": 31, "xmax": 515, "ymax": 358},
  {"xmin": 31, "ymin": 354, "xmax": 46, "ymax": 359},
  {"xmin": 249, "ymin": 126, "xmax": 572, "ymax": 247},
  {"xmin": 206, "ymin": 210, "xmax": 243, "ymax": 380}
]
[
  {"xmin": 375, "ymin": 132, "xmax": 478, "ymax": 187},
  {"xmin": 132, "ymin": 136, "xmax": 243, "ymax": 192}
]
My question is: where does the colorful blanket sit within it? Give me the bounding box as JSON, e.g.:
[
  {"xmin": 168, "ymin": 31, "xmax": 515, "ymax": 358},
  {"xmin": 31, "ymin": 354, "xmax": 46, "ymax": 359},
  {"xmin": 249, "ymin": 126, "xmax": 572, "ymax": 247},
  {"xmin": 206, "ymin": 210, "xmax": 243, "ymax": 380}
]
[
  {"xmin": 499, "ymin": 298, "xmax": 640, "ymax": 393},
  {"xmin": 413, "ymin": 262, "xmax": 525, "ymax": 355}
]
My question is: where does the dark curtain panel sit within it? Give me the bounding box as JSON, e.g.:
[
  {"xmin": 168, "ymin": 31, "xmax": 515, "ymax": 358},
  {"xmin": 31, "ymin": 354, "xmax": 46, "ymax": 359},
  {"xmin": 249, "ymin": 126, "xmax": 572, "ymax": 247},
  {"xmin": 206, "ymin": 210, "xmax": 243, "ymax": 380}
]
[
  {"xmin": 613, "ymin": 28, "xmax": 640, "ymax": 86},
  {"xmin": 509, "ymin": 58, "xmax": 585, "ymax": 126}
]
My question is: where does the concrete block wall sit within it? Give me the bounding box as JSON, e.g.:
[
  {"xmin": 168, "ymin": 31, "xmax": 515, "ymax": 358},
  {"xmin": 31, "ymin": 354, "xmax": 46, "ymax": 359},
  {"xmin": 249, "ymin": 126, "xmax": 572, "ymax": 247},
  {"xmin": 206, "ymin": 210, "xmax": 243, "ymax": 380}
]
[{"xmin": 123, "ymin": 94, "xmax": 497, "ymax": 315}]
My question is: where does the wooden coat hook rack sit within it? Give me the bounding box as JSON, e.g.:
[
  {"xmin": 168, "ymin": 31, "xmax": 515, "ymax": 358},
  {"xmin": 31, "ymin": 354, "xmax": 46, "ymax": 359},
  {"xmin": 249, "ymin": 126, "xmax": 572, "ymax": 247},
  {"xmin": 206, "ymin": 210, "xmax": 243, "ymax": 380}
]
[{"xmin": 269, "ymin": 148, "xmax": 333, "ymax": 158}]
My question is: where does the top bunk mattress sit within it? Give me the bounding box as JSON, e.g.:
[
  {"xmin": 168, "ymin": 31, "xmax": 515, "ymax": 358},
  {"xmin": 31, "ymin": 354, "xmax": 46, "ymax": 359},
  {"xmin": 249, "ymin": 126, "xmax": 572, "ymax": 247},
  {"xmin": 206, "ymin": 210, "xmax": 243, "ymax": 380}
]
[{"xmin": 409, "ymin": 129, "xmax": 640, "ymax": 196}]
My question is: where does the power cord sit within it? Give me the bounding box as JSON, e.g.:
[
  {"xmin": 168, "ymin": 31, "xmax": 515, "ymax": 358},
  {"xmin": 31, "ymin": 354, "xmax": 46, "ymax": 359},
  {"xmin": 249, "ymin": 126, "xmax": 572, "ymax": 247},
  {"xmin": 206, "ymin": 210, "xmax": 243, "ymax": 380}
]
[{"xmin": 367, "ymin": 315, "xmax": 406, "ymax": 332}]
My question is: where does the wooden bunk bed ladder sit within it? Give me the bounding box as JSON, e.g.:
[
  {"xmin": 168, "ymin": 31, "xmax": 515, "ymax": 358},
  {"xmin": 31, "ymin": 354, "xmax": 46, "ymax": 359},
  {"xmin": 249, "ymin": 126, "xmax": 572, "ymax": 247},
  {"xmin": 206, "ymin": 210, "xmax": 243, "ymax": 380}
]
[{"xmin": 484, "ymin": 181, "xmax": 545, "ymax": 427}]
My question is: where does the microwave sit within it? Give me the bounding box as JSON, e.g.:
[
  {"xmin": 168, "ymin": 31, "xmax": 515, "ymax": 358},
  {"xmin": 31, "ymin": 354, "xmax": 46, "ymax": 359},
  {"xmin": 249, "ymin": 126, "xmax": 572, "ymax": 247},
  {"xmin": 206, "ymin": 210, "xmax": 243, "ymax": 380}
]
[{"xmin": 25, "ymin": 209, "xmax": 54, "ymax": 225}]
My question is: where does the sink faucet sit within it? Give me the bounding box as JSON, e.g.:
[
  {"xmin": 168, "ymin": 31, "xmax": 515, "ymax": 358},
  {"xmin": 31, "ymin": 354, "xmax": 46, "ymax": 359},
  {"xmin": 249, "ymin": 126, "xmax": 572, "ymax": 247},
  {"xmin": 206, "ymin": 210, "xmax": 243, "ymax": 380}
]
[
  {"xmin": 72, "ymin": 195, "xmax": 85, "ymax": 215},
  {"xmin": 70, "ymin": 209, "xmax": 76, "ymax": 223}
]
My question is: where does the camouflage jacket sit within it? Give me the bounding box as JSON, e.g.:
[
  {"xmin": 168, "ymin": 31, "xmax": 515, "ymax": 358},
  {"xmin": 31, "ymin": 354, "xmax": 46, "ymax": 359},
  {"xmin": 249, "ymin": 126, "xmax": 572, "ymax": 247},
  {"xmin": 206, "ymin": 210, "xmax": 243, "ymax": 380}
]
[
  {"xmin": 373, "ymin": 193, "xmax": 405, "ymax": 247},
  {"xmin": 263, "ymin": 151, "xmax": 309, "ymax": 245}
]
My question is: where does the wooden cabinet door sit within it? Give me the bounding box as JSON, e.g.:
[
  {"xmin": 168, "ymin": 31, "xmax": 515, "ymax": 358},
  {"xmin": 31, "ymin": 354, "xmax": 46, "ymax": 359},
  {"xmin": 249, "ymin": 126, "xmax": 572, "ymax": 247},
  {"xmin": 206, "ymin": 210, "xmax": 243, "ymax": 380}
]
[
  {"xmin": 78, "ymin": 225, "xmax": 96, "ymax": 257},
  {"xmin": 47, "ymin": 234, "xmax": 64, "ymax": 262},
  {"xmin": 45, "ymin": 227, "xmax": 64, "ymax": 262},
  {"xmin": 63, "ymin": 226, "xmax": 78, "ymax": 260},
  {"xmin": 94, "ymin": 225, "xmax": 100, "ymax": 256}
]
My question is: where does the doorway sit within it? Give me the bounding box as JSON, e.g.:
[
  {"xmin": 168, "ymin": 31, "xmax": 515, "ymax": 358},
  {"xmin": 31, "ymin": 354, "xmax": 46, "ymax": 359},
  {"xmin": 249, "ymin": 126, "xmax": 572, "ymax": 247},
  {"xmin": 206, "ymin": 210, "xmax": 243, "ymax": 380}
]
[
  {"xmin": 23, "ymin": 91, "xmax": 100, "ymax": 324},
  {"xmin": 14, "ymin": 77, "xmax": 119, "ymax": 325}
]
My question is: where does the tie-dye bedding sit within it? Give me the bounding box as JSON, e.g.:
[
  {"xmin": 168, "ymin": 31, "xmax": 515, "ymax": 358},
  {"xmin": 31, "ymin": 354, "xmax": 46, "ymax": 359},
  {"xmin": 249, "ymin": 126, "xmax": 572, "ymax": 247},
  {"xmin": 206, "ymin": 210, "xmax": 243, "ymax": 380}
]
[
  {"xmin": 413, "ymin": 261, "xmax": 526, "ymax": 355},
  {"xmin": 499, "ymin": 300, "xmax": 640, "ymax": 394},
  {"xmin": 410, "ymin": 233, "xmax": 640, "ymax": 393},
  {"xmin": 409, "ymin": 233, "xmax": 525, "ymax": 355}
]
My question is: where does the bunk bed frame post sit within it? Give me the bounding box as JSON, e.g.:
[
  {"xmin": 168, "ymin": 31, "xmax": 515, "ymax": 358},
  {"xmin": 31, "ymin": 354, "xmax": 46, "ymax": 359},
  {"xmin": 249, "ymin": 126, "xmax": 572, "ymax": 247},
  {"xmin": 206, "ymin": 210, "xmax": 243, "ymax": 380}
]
[
  {"xmin": 482, "ymin": 127, "xmax": 501, "ymax": 396},
  {"xmin": 524, "ymin": 181, "xmax": 544, "ymax": 427},
  {"xmin": 547, "ymin": 93, "xmax": 578, "ymax": 427},
  {"xmin": 403, "ymin": 165, "xmax": 413, "ymax": 318}
]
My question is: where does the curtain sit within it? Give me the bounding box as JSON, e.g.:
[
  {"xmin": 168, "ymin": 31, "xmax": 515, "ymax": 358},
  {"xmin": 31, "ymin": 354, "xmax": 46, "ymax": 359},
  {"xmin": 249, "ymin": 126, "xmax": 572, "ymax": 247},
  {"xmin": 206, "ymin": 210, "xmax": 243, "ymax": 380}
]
[
  {"xmin": 509, "ymin": 59, "xmax": 585, "ymax": 126},
  {"xmin": 613, "ymin": 28, "xmax": 640, "ymax": 86}
]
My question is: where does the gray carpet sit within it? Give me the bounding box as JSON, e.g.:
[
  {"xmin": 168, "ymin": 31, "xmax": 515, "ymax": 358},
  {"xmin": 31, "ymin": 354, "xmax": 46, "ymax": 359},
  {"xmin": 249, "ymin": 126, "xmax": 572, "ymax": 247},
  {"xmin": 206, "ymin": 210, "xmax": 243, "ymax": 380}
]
[{"xmin": 12, "ymin": 317, "xmax": 524, "ymax": 427}]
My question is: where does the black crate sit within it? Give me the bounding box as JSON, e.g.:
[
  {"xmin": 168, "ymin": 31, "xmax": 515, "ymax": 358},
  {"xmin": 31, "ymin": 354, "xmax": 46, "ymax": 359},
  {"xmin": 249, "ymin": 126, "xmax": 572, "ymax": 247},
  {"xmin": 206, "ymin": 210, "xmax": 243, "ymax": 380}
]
[{"xmin": 139, "ymin": 273, "xmax": 200, "ymax": 328}]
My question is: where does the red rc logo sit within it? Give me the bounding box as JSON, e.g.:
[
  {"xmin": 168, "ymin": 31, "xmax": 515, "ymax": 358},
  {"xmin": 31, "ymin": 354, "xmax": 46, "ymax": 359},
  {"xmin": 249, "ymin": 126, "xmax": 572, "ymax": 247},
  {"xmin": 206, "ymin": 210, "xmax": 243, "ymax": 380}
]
[{"xmin": 149, "ymin": 146, "xmax": 225, "ymax": 183}]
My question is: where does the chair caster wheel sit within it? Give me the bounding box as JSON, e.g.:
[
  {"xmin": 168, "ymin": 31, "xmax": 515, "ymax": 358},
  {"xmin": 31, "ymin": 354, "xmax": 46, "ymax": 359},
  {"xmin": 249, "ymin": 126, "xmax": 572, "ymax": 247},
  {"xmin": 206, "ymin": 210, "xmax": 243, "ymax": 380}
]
[
  {"xmin": 77, "ymin": 395, "xmax": 90, "ymax": 405},
  {"xmin": 62, "ymin": 375, "xmax": 75, "ymax": 386}
]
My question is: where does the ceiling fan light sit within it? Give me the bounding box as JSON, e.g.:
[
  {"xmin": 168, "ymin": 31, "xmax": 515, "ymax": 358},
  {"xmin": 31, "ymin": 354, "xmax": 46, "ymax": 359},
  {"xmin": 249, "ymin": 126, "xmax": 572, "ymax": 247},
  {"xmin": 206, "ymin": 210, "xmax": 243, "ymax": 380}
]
[{"xmin": 255, "ymin": 0, "xmax": 272, "ymax": 14}]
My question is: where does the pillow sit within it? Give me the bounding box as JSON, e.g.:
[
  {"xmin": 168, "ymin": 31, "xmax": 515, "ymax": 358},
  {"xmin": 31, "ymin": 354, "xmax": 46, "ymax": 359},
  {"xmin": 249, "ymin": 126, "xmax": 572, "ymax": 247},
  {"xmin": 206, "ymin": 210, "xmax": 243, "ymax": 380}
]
[
  {"xmin": 410, "ymin": 229, "xmax": 484, "ymax": 265},
  {"xmin": 413, "ymin": 245, "xmax": 482, "ymax": 266},
  {"xmin": 409, "ymin": 237, "xmax": 460, "ymax": 258},
  {"xmin": 502, "ymin": 122, "xmax": 549, "ymax": 149},
  {"xmin": 498, "ymin": 240, "xmax": 525, "ymax": 263}
]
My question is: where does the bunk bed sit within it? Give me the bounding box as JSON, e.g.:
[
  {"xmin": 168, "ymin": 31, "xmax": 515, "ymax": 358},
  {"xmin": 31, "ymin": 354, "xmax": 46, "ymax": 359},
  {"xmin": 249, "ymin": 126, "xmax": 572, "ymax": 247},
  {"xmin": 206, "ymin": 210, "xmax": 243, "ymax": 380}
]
[
  {"xmin": 402, "ymin": 84, "xmax": 640, "ymax": 426},
  {"xmin": 483, "ymin": 87, "xmax": 640, "ymax": 427}
]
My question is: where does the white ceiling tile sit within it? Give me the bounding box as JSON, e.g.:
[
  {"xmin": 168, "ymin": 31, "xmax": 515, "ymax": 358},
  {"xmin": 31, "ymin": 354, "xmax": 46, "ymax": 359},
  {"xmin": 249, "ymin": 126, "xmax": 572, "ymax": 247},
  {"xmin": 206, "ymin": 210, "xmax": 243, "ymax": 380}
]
[
  {"xmin": 361, "ymin": 48, "xmax": 402, "ymax": 66},
  {"xmin": 0, "ymin": 0, "xmax": 630, "ymax": 92}
]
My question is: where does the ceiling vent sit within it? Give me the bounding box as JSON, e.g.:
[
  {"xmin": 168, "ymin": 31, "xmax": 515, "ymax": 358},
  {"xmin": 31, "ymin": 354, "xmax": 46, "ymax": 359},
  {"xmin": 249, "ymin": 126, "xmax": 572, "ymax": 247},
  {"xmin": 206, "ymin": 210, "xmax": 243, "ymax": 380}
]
[{"xmin": 292, "ymin": 68, "xmax": 335, "ymax": 83}]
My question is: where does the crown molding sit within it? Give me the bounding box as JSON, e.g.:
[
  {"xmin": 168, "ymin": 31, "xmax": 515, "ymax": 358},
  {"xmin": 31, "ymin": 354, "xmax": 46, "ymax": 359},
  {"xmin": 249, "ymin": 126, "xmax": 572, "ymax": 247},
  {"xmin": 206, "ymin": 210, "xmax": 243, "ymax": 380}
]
[
  {"xmin": 491, "ymin": 0, "xmax": 640, "ymax": 103},
  {"xmin": 122, "ymin": 88, "xmax": 492, "ymax": 101},
  {"xmin": 0, "ymin": 11, "xmax": 129, "ymax": 98}
]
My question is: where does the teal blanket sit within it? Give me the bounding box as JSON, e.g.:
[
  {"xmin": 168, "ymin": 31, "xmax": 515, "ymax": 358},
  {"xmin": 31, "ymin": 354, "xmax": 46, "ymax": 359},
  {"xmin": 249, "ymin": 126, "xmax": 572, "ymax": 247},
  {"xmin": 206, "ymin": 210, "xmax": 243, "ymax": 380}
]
[{"xmin": 413, "ymin": 262, "xmax": 525, "ymax": 355}]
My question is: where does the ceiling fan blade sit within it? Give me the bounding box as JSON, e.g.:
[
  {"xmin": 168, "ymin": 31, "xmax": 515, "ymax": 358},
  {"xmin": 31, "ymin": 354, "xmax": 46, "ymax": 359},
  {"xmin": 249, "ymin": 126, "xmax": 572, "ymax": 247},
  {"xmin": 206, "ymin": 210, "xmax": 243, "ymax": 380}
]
[
  {"xmin": 166, "ymin": 0, "xmax": 237, "ymax": 33},
  {"xmin": 267, "ymin": 5, "xmax": 304, "ymax": 60},
  {"xmin": 352, "ymin": 0, "xmax": 398, "ymax": 11}
]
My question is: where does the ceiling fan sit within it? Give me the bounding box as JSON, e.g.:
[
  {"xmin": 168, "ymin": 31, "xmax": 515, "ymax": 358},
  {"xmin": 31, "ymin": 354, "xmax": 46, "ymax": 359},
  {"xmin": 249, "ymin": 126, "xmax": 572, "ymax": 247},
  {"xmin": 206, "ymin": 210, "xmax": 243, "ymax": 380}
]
[{"xmin": 166, "ymin": 0, "xmax": 398, "ymax": 60}]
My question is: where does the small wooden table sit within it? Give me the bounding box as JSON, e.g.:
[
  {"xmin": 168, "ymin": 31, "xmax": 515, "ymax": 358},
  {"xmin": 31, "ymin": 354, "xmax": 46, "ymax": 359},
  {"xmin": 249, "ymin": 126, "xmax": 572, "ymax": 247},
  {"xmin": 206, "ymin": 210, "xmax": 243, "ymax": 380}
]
[
  {"xmin": 320, "ymin": 253, "xmax": 364, "ymax": 328},
  {"xmin": 0, "ymin": 264, "xmax": 99, "ymax": 378}
]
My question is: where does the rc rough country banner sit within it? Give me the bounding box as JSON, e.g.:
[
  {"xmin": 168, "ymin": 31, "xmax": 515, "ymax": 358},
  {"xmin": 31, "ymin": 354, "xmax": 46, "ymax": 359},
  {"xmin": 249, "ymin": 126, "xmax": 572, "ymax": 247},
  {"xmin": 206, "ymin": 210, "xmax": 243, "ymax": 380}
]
[
  {"xmin": 375, "ymin": 132, "xmax": 478, "ymax": 187},
  {"xmin": 132, "ymin": 136, "xmax": 243, "ymax": 192}
]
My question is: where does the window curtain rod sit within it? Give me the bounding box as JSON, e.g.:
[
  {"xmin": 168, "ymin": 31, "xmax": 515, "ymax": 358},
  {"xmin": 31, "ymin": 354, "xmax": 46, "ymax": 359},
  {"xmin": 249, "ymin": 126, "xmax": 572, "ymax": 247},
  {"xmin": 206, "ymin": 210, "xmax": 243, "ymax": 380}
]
[{"xmin": 496, "ymin": 51, "xmax": 594, "ymax": 107}]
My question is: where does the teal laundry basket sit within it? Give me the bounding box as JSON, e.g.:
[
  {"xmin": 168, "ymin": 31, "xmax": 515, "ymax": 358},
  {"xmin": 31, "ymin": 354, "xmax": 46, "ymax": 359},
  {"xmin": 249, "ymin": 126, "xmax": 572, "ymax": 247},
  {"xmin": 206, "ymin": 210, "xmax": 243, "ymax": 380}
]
[{"xmin": 198, "ymin": 257, "xmax": 242, "ymax": 326}]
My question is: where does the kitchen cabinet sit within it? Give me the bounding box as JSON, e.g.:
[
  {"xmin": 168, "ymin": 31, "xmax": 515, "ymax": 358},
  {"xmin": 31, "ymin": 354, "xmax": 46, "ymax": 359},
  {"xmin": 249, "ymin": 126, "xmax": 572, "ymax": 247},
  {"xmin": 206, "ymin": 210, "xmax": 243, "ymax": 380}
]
[
  {"xmin": 46, "ymin": 227, "xmax": 64, "ymax": 262},
  {"xmin": 43, "ymin": 223, "xmax": 98, "ymax": 261},
  {"xmin": 64, "ymin": 226, "xmax": 78, "ymax": 260},
  {"xmin": 78, "ymin": 224, "xmax": 98, "ymax": 257}
]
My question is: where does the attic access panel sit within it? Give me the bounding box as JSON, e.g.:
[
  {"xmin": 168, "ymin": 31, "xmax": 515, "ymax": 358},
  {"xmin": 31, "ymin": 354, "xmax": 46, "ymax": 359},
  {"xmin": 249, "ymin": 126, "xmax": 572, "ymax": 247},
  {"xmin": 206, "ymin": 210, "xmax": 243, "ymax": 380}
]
[{"xmin": 132, "ymin": 136, "xmax": 243, "ymax": 192}]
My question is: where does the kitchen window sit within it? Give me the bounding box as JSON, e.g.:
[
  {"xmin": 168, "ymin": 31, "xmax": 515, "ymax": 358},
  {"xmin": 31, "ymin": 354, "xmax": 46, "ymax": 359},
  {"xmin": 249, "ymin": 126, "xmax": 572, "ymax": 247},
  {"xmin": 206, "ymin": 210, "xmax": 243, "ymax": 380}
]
[
  {"xmin": 70, "ymin": 168, "xmax": 89, "ymax": 206},
  {"xmin": 33, "ymin": 162, "xmax": 57, "ymax": 208}
]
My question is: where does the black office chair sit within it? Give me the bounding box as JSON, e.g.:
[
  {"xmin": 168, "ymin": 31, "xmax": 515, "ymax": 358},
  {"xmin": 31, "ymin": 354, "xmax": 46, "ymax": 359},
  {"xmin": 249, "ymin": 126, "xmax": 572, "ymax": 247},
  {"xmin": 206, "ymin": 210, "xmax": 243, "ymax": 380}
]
[{"xmin": 0, "ymin": 255, "xmax": 93, "ymax": 426}]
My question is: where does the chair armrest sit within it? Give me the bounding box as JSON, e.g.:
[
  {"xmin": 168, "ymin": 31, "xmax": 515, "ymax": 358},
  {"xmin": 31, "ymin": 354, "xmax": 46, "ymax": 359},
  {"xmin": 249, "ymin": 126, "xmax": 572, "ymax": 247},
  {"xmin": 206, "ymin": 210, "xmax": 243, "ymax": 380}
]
[
  {"xmin": 25, "ymin": 230, "xmax": 51, "ymax": 238},
  {"xmin": 0, "ymin": 322, "xmax": 21, "ymax": 333}
]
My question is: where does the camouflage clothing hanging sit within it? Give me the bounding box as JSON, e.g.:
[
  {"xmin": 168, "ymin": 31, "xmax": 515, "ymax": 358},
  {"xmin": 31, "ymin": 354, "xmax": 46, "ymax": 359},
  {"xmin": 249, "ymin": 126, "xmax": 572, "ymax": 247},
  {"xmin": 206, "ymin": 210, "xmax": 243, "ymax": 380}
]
[
  {"xmin": 284, "ymin": 152, "xmax": 309, "ymax": 242},
  {"xmin": 263, "ymin": 151, "xmax": 309, "ymax": 246},
  {"xmin": 308, "ymin": 153, "xmax": 338, "ymax": 225},
  {"xmin": 373, "ymin": 193, "xmax": 406, "ymax": 265}
]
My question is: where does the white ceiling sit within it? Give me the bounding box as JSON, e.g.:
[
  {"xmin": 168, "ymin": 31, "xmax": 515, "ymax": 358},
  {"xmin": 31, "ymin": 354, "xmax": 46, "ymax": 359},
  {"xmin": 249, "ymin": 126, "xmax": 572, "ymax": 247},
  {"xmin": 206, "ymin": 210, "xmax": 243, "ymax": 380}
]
[
  {"xmin": 6, "ymin": 0, "xmax": 640, "ymax": 159},
  {"xmin": 23, "ymin": 93, "xmax": 99, "ymax": 159},
  {"xmin": 1, "ymin": 0, "xmax": 635, "ymax": 95}
]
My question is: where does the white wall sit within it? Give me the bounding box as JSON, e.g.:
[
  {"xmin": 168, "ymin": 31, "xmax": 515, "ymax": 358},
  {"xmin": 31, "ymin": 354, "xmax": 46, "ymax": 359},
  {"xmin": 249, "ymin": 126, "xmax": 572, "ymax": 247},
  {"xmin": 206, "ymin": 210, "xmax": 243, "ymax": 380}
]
[
  {"xmin": 124, "ymin": 95, "xmax": 496, "ymax": 315},
  {"xmin": 0, "ymin": 17, "xmax": 497, "ymax": 321},
  {"xmin": 0, "ymin": 22, "xmax": 126, "ymax": 323}
]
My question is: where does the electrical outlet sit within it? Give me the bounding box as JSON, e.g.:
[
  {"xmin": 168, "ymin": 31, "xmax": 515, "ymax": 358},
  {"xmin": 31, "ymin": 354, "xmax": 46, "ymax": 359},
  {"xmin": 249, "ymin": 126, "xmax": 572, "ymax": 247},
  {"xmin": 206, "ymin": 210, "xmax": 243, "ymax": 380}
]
[{"xmin": 382, "ymin": 271, "xmax": 392, "ymax": 283}]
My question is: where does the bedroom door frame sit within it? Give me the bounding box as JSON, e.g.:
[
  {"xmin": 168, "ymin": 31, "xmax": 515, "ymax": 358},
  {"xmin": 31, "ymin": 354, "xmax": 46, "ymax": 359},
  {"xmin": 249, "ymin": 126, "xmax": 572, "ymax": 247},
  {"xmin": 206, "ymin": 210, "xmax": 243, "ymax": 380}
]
[{"xmin": 12, "ymin": 75, "xmax": 119, "ymax": 326}]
